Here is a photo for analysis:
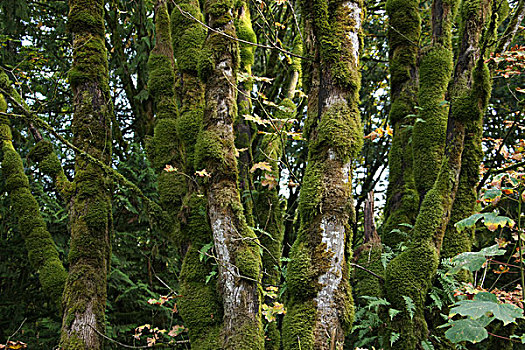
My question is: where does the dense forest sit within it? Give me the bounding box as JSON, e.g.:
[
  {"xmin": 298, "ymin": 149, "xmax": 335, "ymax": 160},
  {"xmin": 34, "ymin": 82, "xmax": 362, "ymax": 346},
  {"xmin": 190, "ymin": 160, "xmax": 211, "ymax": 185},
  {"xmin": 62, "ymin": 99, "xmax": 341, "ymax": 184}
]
[{"xmin": 0, "ymin": 0, "xmax": 524, "ymax": 349}]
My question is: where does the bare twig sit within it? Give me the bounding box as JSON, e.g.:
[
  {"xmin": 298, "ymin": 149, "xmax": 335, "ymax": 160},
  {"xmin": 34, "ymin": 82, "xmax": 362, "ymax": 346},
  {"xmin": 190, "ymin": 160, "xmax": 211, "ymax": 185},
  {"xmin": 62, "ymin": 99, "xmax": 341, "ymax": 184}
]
[
  {"xmin": 6, "ymin": 318, "xmax": 27, "ymax": 345},
  {"xmin": 350, "ymin": 263, "xmax": 385, "ymax": 282}
]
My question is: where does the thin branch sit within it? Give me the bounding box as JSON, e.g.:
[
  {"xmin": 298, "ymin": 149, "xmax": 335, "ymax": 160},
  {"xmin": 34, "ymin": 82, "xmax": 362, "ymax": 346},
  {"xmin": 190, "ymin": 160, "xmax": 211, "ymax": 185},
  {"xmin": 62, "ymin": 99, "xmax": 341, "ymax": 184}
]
[
  {"xmin": 0, "ymin": 90, "xmax": 158, "ymax": 211},
  {"xmin": 6, "ymin": 318, "xmax": 27, "ymax": 345},
  {"xmin": 170, "ymin": 0, "xmax": 308, "ymax": 60},
  {"xmin": 88, "ymin": 324, "xmax": 189, "ymax": 349},
  {"xmin": 350, "ymin": 263, "xmax": 385, "ymax": 282}
]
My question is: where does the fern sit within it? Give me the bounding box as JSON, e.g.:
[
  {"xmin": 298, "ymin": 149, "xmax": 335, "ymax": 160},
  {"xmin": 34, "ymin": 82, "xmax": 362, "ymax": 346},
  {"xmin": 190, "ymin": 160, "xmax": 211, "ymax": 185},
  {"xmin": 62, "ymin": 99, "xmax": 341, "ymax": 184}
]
[
  {"xmin": 402, "ymin": 295, "xmax": 416, "ymax": 320},
  {"xmin": 390, "ymin": 332, "xmax": 400, "ymax": 346}
]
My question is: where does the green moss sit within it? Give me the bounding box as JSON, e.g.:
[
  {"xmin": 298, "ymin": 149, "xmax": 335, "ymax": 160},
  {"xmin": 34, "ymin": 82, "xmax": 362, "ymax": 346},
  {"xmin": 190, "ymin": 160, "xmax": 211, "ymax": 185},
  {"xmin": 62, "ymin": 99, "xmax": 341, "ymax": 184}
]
[
  {"xmin": 179, "ymin": 247, "xmax": 222, "ymax": 350},
  {"xmin": 1, "ymin": 103, "xmax": 66, "ymax": 310},
  {"xmin": 353, "ymin": 244, "xmax": 384, "ymax": 299},
  {"xmin": 172, "ymin": 0, "xmax": 207, "ymax": 73},
  {"xmin": 206, "ymin": 0, "xmax": 234, "ymax": 26},
  {"xmin": 413, "ymin": 46, "xmax": 454, "ymax": 197},
  {"xmin": 235, "ymin": 3, "xmax": 256, "ymax": 72},
  {"xmin": 195, "ymin": 129, "xmax": 234, "ymax": 174},
  {"xmin": 384, "ymin": 243, "xmax": 438, "ymax": 348},
  {"xmin": 148, "ymin": 55, "xmax": 176, "ymax": 101},
  {"xmin": 68, "ymin": 34, "xmax": 109, "ymax": 91},
  {"xmin": 309, "ymin": 101, "xmax": 363, "ymax": 163},
  {"xmin": 281, "ymin": 300, "xmax": 316, "ymax": 350},
  {"xmin": 67, "ymin": 0, "xmax": 104, "ymax": 36}
]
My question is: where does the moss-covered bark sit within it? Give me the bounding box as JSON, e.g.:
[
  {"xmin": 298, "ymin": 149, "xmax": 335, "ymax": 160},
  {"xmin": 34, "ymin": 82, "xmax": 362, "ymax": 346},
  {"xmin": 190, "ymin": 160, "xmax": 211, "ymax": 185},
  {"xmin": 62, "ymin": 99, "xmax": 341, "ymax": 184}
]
[
  {"xmin": 412, "ymin": 0, "xmax": 458, "ymax": 201},
  {"xmin": 234, "ymin": 1, "xmax": 256, "ymax": 227},
  {"xmin": 171, "ymin": 1, "xmax": 223, "ymax": 348},
  {"xmin": 0, "ymin": 90, "xmax": 67, "ymax": 311},
  {"xmin": 254, "ymin": 97, "xmax": 296, "ymax": 350},
  {"xmin": 381, "ymin": 0, "xmax": 420, "ymax": 246},
  {"xmin": 283, "ymin": 1, "xmax": 363, "ymax": 349},
  {"xmin": 60, "ymin": 0, "xmax": 113, "ymax": 348},
  {"xmin": 146, "ymin": 0, "xmax": 185, "ymax": 246},
  {"xmin": 194, "ymin": 1, "xmax": 264, "ymax": 347},
  {"xmin": 384, "ymin": 0, "xmax": 491, "ymax": 347}
]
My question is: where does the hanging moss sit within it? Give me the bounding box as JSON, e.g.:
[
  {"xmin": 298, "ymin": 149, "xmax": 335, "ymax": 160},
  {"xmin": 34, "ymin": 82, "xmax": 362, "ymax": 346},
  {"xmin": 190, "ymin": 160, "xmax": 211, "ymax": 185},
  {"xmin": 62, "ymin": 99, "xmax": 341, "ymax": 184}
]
[{"xmin": 0, "ymin": 94, "xmax": 67, "ymax": 310}]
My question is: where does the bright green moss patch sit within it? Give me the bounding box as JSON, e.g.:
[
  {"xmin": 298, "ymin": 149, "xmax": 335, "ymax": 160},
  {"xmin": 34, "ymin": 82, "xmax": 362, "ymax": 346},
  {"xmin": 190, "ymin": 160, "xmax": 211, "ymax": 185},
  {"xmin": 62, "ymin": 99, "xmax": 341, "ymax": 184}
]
[
  {"xmin": 309, "ymin": 101, "xmax": 363, "ymax": 163},
  {"xmin": 413, "ymin": 46, "xmax": 454, "ymax": 197}
]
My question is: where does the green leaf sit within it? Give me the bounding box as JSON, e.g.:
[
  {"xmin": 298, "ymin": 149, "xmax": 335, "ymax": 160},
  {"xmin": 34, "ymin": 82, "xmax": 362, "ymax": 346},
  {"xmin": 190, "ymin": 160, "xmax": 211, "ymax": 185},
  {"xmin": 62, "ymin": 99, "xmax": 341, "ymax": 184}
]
[
  {"xmin": 421, "ymin": 340, "xmax": 435, "ymax": 350},
  {"xmin": 361, "ymin": 296, "xmax": 390, "ymax": 312},
  {"xmin": 450, "ymin": 293, "xmax": 524, "ymax": 326},
  {"xmin": 449, "ymin": 244, "xmax": 506, "ymax": 274},
  {"xmin": 444, "ymin": 317, "xmax": 490, "ymax": 343},
  {"xmin": 455, "ymin": 213, "xmax": 484, "ymax": 232},
  {"xmin": 482, "ymin": 189, "xmax": 502, "ymax": 202},
  {"xmin": 482, "ymin": 212, "xmax": 515, "ymax": 232}
]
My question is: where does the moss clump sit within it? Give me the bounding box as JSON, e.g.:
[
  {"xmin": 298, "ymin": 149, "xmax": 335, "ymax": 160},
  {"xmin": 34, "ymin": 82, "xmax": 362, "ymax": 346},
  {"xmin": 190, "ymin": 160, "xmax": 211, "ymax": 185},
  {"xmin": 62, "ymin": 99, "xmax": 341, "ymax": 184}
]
[
  {"xmin": 67, "ymin": 0, "xmax": 104, "ymax": 36},
  {"xmin": 309, "ymin": 101, "xmax": 363, "ymax": 163},
  {"xmin": 28, "ymin": 140, "xmax": 73, "ymax": 198},
  {"xmin": 171, "ymin": 0, "xmax": 207, "ymax": 73},
  {"xmin": 234, "ymin": 3, "xmax": 256, "ymax": 72},
  {"xmin": 178, "ymin": 247, "xmax": 223, "ymax": 350}
]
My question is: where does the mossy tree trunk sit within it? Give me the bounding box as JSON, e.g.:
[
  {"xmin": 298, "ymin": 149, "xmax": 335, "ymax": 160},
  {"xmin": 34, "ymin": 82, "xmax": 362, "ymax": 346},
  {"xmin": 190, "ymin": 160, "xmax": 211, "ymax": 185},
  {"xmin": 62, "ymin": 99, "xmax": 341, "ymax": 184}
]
[
  {"xmin": 195, "ymin": 1, "xmax": 264, "ymax": 348},
  {"xmin": 171, "ymin": 1, "xmax": 223, "ymax": 348},
  {"xmin": 234, "ymin": 2, "xmax": 256, "ymax": 228},
  {"xmin": 0, "ymin": 83, "xmax": 67, "ymax": 311},
  {"xmin": 412, "ymin": 0, "xmax": 458, "ymax": 202},
  {"xmin": 146, "ymin": 0, "xmax": 184, "ymax": 245},
  {"xmin": 384, "ymin": 0, "xmax": 491, "ymax": 347},
  {"xmin": 381, "ymin": 0, "xmax": 421, "ymax": 246},
  {"xmin": 60, "ymin": 0, "xmax": 113, "ymax": 348},
  {"xmin": 282, "ymin": 1, "xmax": 363, "ymax": 349}
]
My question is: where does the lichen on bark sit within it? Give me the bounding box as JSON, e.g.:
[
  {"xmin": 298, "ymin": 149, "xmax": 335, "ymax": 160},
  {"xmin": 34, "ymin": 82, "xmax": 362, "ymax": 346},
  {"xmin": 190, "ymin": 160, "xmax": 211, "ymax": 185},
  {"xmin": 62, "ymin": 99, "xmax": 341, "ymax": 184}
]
[{"xmin": 283, "ymin": 1, "xmax": 363, "ymax": 349}]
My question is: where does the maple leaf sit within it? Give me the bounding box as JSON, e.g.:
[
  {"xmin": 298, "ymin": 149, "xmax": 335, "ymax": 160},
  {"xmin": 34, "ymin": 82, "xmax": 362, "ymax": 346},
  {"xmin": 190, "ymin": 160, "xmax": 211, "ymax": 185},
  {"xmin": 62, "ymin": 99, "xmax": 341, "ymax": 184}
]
[{"xmin": 250, "ymin": 162, "xmax": 272, "ymax": 173}]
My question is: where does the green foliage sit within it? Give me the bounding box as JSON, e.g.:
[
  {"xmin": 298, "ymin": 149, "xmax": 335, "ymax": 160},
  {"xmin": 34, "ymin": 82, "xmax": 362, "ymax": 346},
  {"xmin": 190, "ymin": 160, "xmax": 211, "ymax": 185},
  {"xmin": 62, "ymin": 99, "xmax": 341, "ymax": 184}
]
[{"xmin": 448, "ymin": 244, "xmax": 506, "ymax": 274}]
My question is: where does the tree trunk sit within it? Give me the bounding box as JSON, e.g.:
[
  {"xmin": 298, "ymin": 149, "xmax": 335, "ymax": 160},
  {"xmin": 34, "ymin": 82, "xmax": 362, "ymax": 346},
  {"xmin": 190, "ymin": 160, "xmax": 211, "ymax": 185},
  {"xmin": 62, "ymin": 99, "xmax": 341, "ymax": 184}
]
[
  {"xmin": 384, "ymin": 0, "xmax": 491, "ymax": 346},
  {"xmin": 195, "ymin": 1, "xmax": 264, "ymax": 347},
  {"xmin": 283, "ymin": 1, "xmax": 363, "ymax": 349},
  {"xmin": 382, "ymin": 0, "xmax": 421, "ymax": 246},
  {"xmin": 60, "ymin": 0, "xmax": 113, "ymax": 348}
]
